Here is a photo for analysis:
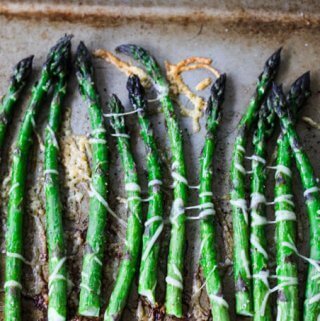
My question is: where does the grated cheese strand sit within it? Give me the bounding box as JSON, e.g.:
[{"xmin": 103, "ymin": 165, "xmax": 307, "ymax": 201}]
[
  {"xmin": 89, "ymin": 184, "xmax": 127, "ymax": 227},
  {"xmin": 170, "ymin": 198, "xmax": 185, "ymax": 227},
  {"xmin": 47, "ymin": 125, "xmax": 59, "ymax": 149},
  {"xmin": 165, "ymin": 276, "xmax": 183, "ymax": 290},
  {"xmin": 141, "ymin": 222, "xmax": 164, "ymax": 261},
  {"xmin": 104, "ymin": 108, "xmax": 143, "ymax": 118},
  {"xmin": 304, "ymin": 186, "xmax": 320, "ymax": 198},
  {"xmin": 250, "ymin": 234, "xmax": 268, "ymax": 259}
]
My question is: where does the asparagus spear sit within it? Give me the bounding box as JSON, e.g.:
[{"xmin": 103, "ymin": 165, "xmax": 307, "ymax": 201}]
[
  {"xmin": 104, "ymin": 95, "xmax": 143, "ymax": 321},
  {"xmin": 75, "ymin": 42, "xmax": 109, "ymax": 317},
  {"xmin": 0, "ymin": 56, "xmax": 34, "ymax": 152},
  {"xmin": 272, "ymin": 84, "xmax": 320, "ymax": 321},
  {"xmin": 116, "ymin": 44, "xmax": 188, "ymax": 317},
  {"xmin": 4, "ymin": 34, "xmax": 72, "ymax": 321},
  {"xmin": 198, "ymin": 74, "xmax": 230, "ymax": 321},
  {"xmin": 127, "ymin": 74, "xmax": 164, "ymax": 306},
  {"xmin": 230, "ymin": 48, "xmax": 281, "ymax": 316},
  {"xmin": 45, "ymin": 56, "xmax": 69, "ymax": 321},
  {"xmin": 275, "ymin": 73, "xmax": 310, "ymax": 321},
  {"xmin": 249, "ymin": 94, "xmax": 275, "ymax": 321}
]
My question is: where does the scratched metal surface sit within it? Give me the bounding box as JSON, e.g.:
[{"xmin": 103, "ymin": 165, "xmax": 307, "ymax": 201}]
[{"xmin": 0, "ymin": 4, "xmax": 320, "ymax": 321}]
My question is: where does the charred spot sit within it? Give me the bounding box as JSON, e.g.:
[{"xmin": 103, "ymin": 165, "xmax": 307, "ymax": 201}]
[
  {"xmin": 153, "ymin": 305, "xmax": 166, "ymax": 321},
  {"xmin": 284, "ymin": 254, "xmax": 295, "ymax": 263},
  {"xmin": 33, "ymin": 294, "xmax": 47, "ymax": 312}
]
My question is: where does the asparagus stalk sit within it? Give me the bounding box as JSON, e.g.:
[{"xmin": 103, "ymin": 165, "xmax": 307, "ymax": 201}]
[
  {"xmin": 198, "ymin": 74, "xmax": 230, "ymax": 321},
  {"xmin": 249, "ymin": 94, "xmax": 275, "ymax": 321},
  {"xmin": 75, "ymin": 42, "xmax": 109, "ymax": 317},
  {"xmin": 0, "ymin": 56, "xmax": 34, "ymax": 151},
  {"xmin": 45, "ymin": 57, "xmax": 69, "ymax": 321},
  {"xmin": 272, "ymin": 84, "xmax": 320, "ymax": 321},
  {"xmin": 127, "ymin": 74, "xmax": 164, "ymax": 306},
  {"xmin": 275, "ymin": 73, "xmax": 310, "ymax": 321},
  {"xmin": 104, "ymin": 95, "xmax": 143, "ymax": 321},
  {"xmin": 4, "ymin": 34, "xmax": 72, "ymax": 321},
  {"xmin": 230, "ymin": 48, "xmax": 281, "ymax": 316},
  {"xmin": 116, "ymin": 44, "xmax": 188, "ymax": 317}
]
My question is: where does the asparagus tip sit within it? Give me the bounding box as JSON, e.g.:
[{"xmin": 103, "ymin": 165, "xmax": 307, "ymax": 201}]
[
  {"xmin": 272, "ymin": 83, "xmax": 287, "ymax": 117},
  {"xmin": 75, "ymin": 41, "xmax": 93, "ymax": 78},
  {"xmin": 116, "ymin": 44, "xmax": 150, "ymax": 64},
  {"xmin": 45, "ymin": 34, "xmax": 72, "ymax": 76},
  {"xmin": 17, "ymin": 55, "xmax": 34, "ymax": 70},
  {"xmin": 127, "ymin": 74, "xmax": 146, "ymax": 110},
  {"xmin": 115, "ymin": 43, "xmax": 135, "ymax": 56},
  {"xmin": 264, "ymin": 47, "xmax": 282, "ymax": 71},
  {"xmin": 210, "ymin": 73, "xmax": 226, "ymax": 103},
  {"xmin": 108, "ymin": 94, "xmax": 124, "ymax": 114},
  {"xmin": 12, "ymin": 55, "xmax": 34, "ymax": 85},
  {"xmin": 285, "ymin": 71, "xmax": 311, "ymax": 119},
  {"xmin": 292, "ymin": 71, "xmax": 311, "ymax": 94}
]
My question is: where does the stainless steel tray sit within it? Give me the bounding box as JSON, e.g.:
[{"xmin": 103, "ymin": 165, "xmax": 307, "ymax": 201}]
[{"xmin": 0, "ymin": 2, "xmax": 320, "ymax": 320}]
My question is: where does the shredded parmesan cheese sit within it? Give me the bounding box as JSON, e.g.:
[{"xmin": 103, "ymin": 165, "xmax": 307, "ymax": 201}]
[
  {"xmin": 195, "ymin": 77, "xmax": 212, "ymax": 91},
  {"xmin": 165, "ymin": 57, "xmax": 220, "ymax": 132},
  {"xmin": 303, "ymin": 116, "xmax": 320, "ymax": 130},
  {"xmin": 94, "ymin": 49, "xmax": 151, "ymax": 88}
]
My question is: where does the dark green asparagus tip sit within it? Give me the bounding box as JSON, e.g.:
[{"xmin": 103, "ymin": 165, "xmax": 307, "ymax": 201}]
[
  {"xmin": 11, "ymin": 55, "xmax": 34, "ymax": 89},
  {"xmin": 287, "ymin": 71, "xmax": 311, "ymax": 114},
  {"xmin": 45, "ymin": 34, "xmax": 73, "ymax": 76},
  {"xmin": 262, "ymin": 47, "xmax": 282, "ymax": 79},
  {"xmin": 75, "ymin": 41, "xmax": 93, "ymax": 78},
  {"xmin": 272, "ymin": 83, "xmax": 287, "ymax": 118},
  {"xmin": 127, "ymin": 74, "xmax": 146, "ymax": 111},
  {"xmin": 116, "ymin": 43, "xmax": 153, "ymax": 66},
  {"xmin": 116, "ymin": 44, "xmax": 140, "ymax": 58},
  {"xmin": 210, "ymin": 73, "xmax": 226, "ymax": 105},
  {"xmin": 108, "ymin": 94, "xmax": 125, "ymax": 114}
]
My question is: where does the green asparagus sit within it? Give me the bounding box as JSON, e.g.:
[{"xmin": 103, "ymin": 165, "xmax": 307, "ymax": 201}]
[
  {"xmin": 0, "ymin": 56, "xmax": 33, "ymax": 152},
  {"xmin": 273, "ymin": 83, "xmax": 320, "ymax": 321},
  {"xmin": 198, "ymin": 74, "xmax": 230, "ymax": 321},
  {"xmin": 127, "ymin": 74, "xmax": 164, "ymax": 306},
  {"xmin": 275, "ymin": 72, "xmax": 310, "ymax": 321},
  {"xmin": 230, "ymin": 48, "xmax": 281, "ymax": 316},
  {"xmin": 249, "ymin": 94, "xmax": 275, "ymax": 321},
  {"xmin": 104, "ymin": 95, "xmax": 143, "ymax": 321},
  {"xmin": 45, "ymin": 56, "xmax": 69, "ymax": 321},
  {"xmin": 4, "ymin": 34, "xmax": 72, "ymax": 321},
  {"xmin": 76, "ymin": 42, "xmax": 109, "ymax": 317},
  {"xmin": 116, "ymin": 44, "xmax": 188, "ymax": 317}
]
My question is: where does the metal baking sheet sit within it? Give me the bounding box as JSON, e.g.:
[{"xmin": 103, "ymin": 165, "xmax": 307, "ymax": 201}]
[{"xmin": 1, "ymin": 2, "xmax": 320, "ymax": 320}]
